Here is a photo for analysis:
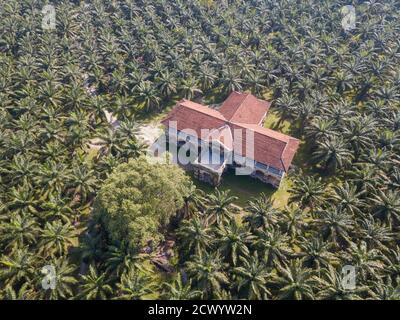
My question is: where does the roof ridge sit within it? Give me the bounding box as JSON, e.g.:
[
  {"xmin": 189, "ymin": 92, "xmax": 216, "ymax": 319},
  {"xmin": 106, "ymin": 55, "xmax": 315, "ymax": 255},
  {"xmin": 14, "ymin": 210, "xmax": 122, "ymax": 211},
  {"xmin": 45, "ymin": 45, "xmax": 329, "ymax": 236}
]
[
  {"xmin": 229, "ymin": 93, "xmax": 252, "ymax": 121},
  {"xmin": 230, "ymin": 121, "xmax": 294, "ymax": 143},
  {"xmin": 179, "ymin": 100, "xmax": 227, "ymax": 121},
  {"xmin": 280, "ymin": 141, "xmax": 289, "ymax": 172}
]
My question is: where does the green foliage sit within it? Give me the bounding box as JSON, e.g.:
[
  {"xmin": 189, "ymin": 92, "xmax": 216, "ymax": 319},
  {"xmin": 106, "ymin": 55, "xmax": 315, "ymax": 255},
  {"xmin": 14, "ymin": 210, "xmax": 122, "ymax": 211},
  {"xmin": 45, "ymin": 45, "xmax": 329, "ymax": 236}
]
[
  {"xmin": 95, "ymin": 157, "xmax": 192, "ymax": 249},
  {"xmin": 0, "ymin": 0, "xmax": 399, "ymax": 300}
]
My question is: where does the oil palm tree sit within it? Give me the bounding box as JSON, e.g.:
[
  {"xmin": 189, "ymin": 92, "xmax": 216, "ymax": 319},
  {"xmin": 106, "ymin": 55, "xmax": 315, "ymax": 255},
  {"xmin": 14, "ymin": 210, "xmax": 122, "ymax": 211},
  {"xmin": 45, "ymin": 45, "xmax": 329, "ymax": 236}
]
[
  {"xmin": 105, "ymin": 244, "xmax": 147, "ymax": 277},
  {"xmin": 370, "ymin": 189, "xmax": 400, "ymax": 228},
  {"xmin": 280, "ymin": 206, "xmax": 308, "ymax": 242},
  {"xmin": 0, "ymin": 212, "xmax": 39, "ymax": 252},
  {"xmin": 344, "ymin": 241, "xmax": 388, "ymax": 282},
  {"xmin": 315, "ymin": 265, "xmax": 368, "ymax": 300},
  {"xmin": 305, "ymin": 118, "xmax": 337, "ymax": 142},
  {"xmin": 271, "ymin": 259, "xmax": 316, "ymax": 300},
  {"xmin": 177, "ymin": 214, "xmax": 212, "ymax": 258},
  {"xmin": 244, "ymin": 193, "xmax": 280, "ymax": 230},
  {"xmin": 385, "ymin": 246, "xmax": 400, "ymax": 278},
  {"xmin": 197, "ymin": 63, "xmax": 217, "ymax": 92},
  {"xmin": 254, "ymin": 227, "xmax": 292, "ymax": 267},
  {"xmin": 116, "ymin": 267, "xmax": 157, "ymax": 300},
  {"xmin": 233, "ymin": 252, "xmax": 271, "ymax": 299},
  {"xmin": 312, "ymin": 136, "xmax": 354, "ymax": 174},
  {"xmin": 40, "ymin": 195, "xmax": 75, "ymax": 224},
  {"xmin": 1, "ymin": 0, "xmax": 400, "ymax": 302},
  {"xmin": 0, "ymin": 248, "xmax": 36, "ymax": 287},
  {"xmin": 343, "ymin": 116, "xmax": 376, "ymax": 159},
  {"xmin": 1, "ymin": 282, "xmax": 37, "ymax": 300},
  {"xmin": 135, "ymin": 81, "xmax": 161, "ymax": 111},
  {"xmin": 297, "ymin": 237, "xmax": 336, "ymax": 270},
  {"xmin": 181, "ymin": 185, "xmax": 205, "ymax": 220},
  {"xmin": 205, "ymin": 189, "xmax": 238, "ymax": 225},
  {"xmin": 40, "ymin": 257, "xmax": 77, "ymax": 300},
  {"xmin": 357, "ymin": 218, "xmax": 394, "ymax": 251},
  {"xmin": 185, "ymin": 251, "xmax": 229, "ymax": 299},
  {"xmin": 161, "ymin": 276, "xmax": 201, "ymax": 300},
  {"xmin": 38, "ymin": 220, "xmax": 77, "ymax": 258},
  {"xmin": 367, "ymin": 278, "xmax": 400, "ymax": 300},
  {"xmin": 215, "ymin": 219, "xmax": 254, "ymax": 266},
  {"xmin": 2, "ymin": 155, "xmax": 38, "ymax": 186},
  {"xmin": 6, "ymin": 182, "xmax": 38, "ymax": 215},
  {"xmin": 68, "ymin": 165, "xmax": 98, "ymax": 203},
  {"xmin": 274, "ymin": 93, "xmax": 297, "ymax": 126},
  {"xmin": 288, "ymin": 175, "xmax": 326, "ymax": 212},
  {"xmin": 36, "ymin": 161, "xmax": 71, "ymax": 197},
  {"xmin": 79, "ymin": 265, "xmax": 113, "ymax": 300},
  {"xmin": 330, "ymin": 182, "xmax": 365, "ymax": 216},
  {"xmin": 180, "ymin": 77, "xmax": 202, "ymax": 100},
  {"xmin": 156, "ymin": 70, "xmax": 178, "ymax": 99},
  {"xmin": 314, "ymin": 206, "xmax": 354, "ymax": 248},
  {"xmin": 220, "ymin": 67, "xmax": 243, "ymax": 95},
  {"xmin": 97, "ymin": 128, "xmax": 124, "ymax": 156},
  {"xmin": 347, "ymin": 164, "xmax": 379, "ymax": 192}
]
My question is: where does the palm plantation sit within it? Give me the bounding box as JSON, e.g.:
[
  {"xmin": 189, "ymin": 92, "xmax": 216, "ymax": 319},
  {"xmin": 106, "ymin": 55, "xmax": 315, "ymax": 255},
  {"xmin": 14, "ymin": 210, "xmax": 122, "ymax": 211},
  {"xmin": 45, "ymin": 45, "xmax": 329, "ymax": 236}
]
[{"xmin": 0, "ymin": 0, "xmax": 399, "ymax": 300}]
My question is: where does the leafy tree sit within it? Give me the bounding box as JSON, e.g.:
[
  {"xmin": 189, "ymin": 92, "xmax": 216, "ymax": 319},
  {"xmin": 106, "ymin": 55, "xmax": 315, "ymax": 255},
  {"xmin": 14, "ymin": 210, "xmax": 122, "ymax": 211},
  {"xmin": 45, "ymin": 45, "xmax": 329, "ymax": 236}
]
[{"xmin": 95, "ymin": 157, "xmax": 192, "ymax": 249}]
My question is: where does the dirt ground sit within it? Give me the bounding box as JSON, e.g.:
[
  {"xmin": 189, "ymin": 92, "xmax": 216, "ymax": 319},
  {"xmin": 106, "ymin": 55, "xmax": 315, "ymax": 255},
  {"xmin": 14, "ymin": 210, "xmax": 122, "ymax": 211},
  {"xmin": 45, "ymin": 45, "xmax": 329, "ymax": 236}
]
[{"xmin": 136, "ymin": 122, "xmax": 164, "ymax": 147}]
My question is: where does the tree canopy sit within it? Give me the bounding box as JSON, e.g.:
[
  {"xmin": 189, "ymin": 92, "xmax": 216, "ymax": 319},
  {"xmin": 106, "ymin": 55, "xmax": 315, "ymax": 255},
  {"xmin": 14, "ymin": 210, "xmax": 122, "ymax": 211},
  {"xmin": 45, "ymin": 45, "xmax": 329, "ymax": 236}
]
[{"xmin": 95, "ymin": 157, "xmax": 192, "ymax": 249}]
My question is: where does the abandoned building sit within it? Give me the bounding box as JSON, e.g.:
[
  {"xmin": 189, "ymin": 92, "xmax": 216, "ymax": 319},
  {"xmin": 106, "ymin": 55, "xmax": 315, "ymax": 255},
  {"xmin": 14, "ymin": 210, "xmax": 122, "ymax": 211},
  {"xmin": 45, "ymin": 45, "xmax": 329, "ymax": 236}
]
[{"xmin": 160, "ymin": 92, "xmax": 300, "ymax": 188}]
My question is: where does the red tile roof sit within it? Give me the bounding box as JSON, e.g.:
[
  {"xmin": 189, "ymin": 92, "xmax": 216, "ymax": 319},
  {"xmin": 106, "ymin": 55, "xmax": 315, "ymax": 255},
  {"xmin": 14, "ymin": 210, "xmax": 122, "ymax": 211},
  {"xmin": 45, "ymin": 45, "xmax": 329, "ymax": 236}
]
[
  {"xmin": 229, "ymin": 123, "xmax": 291, "ymax": 171},
  {"xmin": 219, "ymin": 91, "xmax": 270, "ymax": 124},
  {"xmin": 161, "ymin": 93, "xmax": 299, "ymax": 172},
  {"xmin": 205, "ymin": 125, "xmax": 234, "ymax": 150},
  {"xmin": 161, "ymin": 99, "xmax": 226, "ymax": 137}
]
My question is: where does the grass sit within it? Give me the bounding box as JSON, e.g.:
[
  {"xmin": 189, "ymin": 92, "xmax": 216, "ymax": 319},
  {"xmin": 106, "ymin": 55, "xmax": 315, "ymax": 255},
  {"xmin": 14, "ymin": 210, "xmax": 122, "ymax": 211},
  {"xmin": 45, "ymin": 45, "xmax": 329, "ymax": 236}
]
[
  {"xmin": 191, "ymin": 168, "xmax": 291, "ymax": 209},
  {"xmin": 136, "ymin": 104, "xmax": 173, "ymax": 125},
  {"xmin": 191, "ymin": 169, "xmax": 274, "ymax": 207},
  {"xmin": 86, "ymin": 148, "xmax": 99, "ymax": 162},
  {"xmin": 270, "ymin": 177, "xmax": 292, "ymax": 209},
  {"xmin": 263, "ymin": 109, "xmax": 292, "ymax": 135}
]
